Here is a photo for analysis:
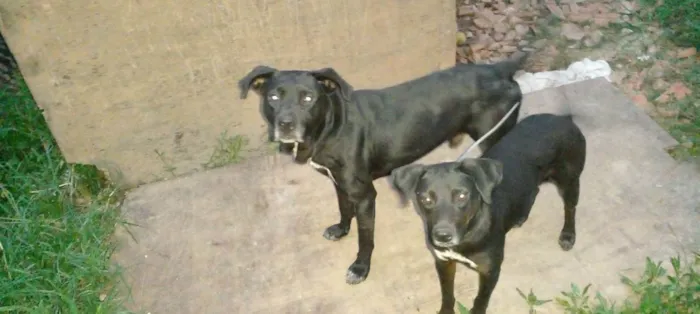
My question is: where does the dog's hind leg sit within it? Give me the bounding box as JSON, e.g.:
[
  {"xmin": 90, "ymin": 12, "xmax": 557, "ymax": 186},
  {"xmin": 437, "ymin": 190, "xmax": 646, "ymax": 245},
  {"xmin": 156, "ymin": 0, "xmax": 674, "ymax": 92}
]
[
  {"xmin": 323, "ymin": 185, "xmax": 355, "ymax": 241},
  {"xmin": 554, "ymin": 177, "xmax": 580, "ymax": 251}
]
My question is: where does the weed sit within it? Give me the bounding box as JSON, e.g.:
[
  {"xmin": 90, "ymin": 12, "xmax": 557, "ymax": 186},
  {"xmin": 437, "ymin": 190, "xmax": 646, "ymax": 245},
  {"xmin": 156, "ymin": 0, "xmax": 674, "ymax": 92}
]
[
  {"xmin": 0, "ymin": 76, "xmax": 129, "ymax": 312},
  {"xmin": 506, "ymin": 254, "xmax": 700, "ymax": 314},
  {"xmin": 202, "ymin": 131, "xmax": 249, "ymax": 169}
]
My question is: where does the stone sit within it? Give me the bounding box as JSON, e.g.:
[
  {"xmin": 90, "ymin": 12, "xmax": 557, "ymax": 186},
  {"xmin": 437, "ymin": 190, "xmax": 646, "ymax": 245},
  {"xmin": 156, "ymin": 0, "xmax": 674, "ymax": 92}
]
[
  {"xmin": 474, "ymin": 18, "xmax": 492, "ymax": 29},
  {"xmin": 546, "ymin": 1, "xmax": 567, "ymax": 20},
  {"xmin": 652, "ymin": 78, "xmax": 669, "ymax": 90},
  {"xmin": 515, "ymin": 24, "xmax": 530, "ymax": 36},
  {"xmin": 494, "ymin": 23, "xmax": 509, "ymax": 34},
  {"xmin": 505, "ymin": 30, "xmax": 517, "ymax": 41},
  {"xmin": 532, "ymin": 39, "xmax": 548, "ymax": 49},
  {"xmin": 584, "ymin": 30, "xmax": 604, "ymax": 47},
  {"xmin": 493, "ymin": 32, "xmax": 505, "ymax": 41},
  {"xmin": 518, "ymin": 40, "xmax": 529, "ymax": 46},
  {"xmin": 508, "ymin": 15, "xmax": 523, "ymax": 25},
  {"xmin": 630, "ymin": 94, "xmax": 654, "ymax": 113},
  {"xmin": 489, "ymin": 42, "xmax": 502, "ymax": 50},
  {"xmin": 610, "ymin": 71, "xmax": 628, "ymax": 85},
  {"xmin": 470, "ymin": 42, "xmax": 488, "ymax": 53},
  {"xmin": 677, "ymin": 47, "xmax": 697, "ymax": 59},
  {"xmin": 657, "ymin": 107, "xmax": 679, "ymax": 118},
  {"xmin": 667, "ymin": 82, "xmax": 692, "ymax": 100},
  {"xmin": 501, "ymin": 45, "xmax": 518, "ymax": 53},
  {"xmin": 561, "ymin": 23, "xmax": 585, "ymax": 41},
  {"xmin": 458, "ymin": 5, "xmax": 474, "ymax": 16},
  {"xmin": 621, "ymin": 28, "xmax": 635, "ymax": 35}
]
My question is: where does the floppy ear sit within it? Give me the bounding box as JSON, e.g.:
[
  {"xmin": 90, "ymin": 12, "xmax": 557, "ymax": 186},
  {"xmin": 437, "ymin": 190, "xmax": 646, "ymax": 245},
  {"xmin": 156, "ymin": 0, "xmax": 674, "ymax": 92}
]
[
  {"xmin": 388, "ymin": 164, "xmax": 426, "ymax": 208},
  {"xmin": 310, "ymin": 67, "xmax": 354, "ymax": 101},
  {"xmin": 238, "ymin": 65, "xmax": 278, "ymax": 99},
  {"xmin": 459, "ymin": 158, "xmax": 504, "ymax": 205}
]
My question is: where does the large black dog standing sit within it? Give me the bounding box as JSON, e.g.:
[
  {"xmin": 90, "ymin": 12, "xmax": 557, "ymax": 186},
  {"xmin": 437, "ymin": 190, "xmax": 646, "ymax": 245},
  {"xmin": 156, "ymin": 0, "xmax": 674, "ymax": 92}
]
[
  {"xmin": 389, "ymin": 114, "xmax": 587, "ymax": 314},
  {"xmin": 237, "ymin": 53, "xmax": 529, "ymax": 285}
]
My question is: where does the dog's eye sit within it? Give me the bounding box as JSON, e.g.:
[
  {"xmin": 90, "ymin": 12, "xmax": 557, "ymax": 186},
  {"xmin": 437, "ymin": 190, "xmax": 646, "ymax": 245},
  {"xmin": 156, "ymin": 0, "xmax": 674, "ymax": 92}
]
[
  {"xmin": 268, "ymin": 95, "xmax": 279, "ymax": 101},
  {"xmin": 418, "ymin": 194, "xmax": 435, "ymax": 207},
  {"xmin": 302, "ymin": 95, "xmax": 313, "ymax": 102},
  {"xmin": 457, "ymin": 192, "xmax": 467, "ymax": 200}
]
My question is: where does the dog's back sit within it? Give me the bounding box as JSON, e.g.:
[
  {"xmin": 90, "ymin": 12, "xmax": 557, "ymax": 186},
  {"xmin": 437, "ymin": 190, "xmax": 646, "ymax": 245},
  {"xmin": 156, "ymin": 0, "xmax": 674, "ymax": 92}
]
[{"xmin": 483, "ymin": 114, "xmax": 587, "ymax": 231}]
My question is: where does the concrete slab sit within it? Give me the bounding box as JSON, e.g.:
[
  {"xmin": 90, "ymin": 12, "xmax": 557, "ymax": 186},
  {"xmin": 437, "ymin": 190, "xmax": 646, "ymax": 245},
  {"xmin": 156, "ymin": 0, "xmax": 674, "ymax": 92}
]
[{"xmin": 113, "ymin": 78, "xmax": 700, "ymax": 314}]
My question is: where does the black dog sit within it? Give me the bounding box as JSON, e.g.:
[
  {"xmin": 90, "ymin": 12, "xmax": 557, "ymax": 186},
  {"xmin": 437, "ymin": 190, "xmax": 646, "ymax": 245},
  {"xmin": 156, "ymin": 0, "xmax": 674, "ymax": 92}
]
[
  {"xmin": 389, "ymin": 114, "xmax": 586, "ymax": 314},
  {"xmin": 237, "ymin": 53, "xmax": 529, "ymax": 285}
]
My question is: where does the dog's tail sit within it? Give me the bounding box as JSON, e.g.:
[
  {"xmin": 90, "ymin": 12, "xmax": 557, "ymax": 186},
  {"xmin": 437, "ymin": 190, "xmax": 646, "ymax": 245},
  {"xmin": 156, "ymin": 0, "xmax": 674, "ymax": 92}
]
[{"xmin": 494, "ymin": 51, "xmax": 530, "ymax": 79}]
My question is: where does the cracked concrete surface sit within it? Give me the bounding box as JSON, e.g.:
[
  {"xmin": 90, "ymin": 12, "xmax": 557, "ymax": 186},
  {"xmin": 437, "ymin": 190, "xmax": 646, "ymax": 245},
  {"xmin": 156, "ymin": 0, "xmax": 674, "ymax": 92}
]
[{"xmin": 113, "ymin": 78, "xmax": 700, "ymax": 314}]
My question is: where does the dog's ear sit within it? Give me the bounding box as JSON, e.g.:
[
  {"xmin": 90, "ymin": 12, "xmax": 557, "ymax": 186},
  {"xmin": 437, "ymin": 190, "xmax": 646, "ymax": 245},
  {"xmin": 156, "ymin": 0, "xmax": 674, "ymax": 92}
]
[
  {"xmin": 459, "ymin": 158, "xmax": 503, "ymax": 205},
  {"xmin": 388, "ymin": 164, "xmax": 426, "ymax": 208},
  {"xmin": 310, "ymin": 68, "xmax": 354, "ymax": 101},
  {"xmin": 238, "ymin": 65, "xmax": 278, "ymax": 99}
]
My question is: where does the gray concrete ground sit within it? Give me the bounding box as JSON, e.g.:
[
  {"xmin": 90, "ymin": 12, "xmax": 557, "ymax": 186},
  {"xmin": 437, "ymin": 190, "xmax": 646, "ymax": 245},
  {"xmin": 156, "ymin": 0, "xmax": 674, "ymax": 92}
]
[{"xmin": 113, "ymin": 78, "xmax": 700, "ymax": 314}]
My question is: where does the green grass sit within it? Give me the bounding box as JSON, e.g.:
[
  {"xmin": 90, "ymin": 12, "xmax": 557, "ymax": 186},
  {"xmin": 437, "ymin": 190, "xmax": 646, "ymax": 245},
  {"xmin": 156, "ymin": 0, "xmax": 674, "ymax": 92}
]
[
  {"xmin": 639, "ymin": 0, "xmax": 700, "ymax": 49},
  {"xmin": 0, "ymin": 77, "xmax": 130, "ymax": 313}
]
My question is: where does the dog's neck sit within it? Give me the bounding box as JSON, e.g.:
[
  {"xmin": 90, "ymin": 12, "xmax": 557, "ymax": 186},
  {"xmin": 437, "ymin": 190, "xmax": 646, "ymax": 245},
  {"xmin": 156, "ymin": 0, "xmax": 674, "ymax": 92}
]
[{"xmin": 456, "ymin": 203, "xmax": 494, "ymax": 249}]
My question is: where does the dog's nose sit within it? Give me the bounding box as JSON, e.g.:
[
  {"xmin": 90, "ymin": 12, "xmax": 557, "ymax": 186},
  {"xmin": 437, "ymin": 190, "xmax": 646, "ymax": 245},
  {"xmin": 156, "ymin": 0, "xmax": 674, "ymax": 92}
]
[
  {"xmin": 277, "ymin": 118, "xmax": 295, "ymax": 132},
  {"xmin": 432, "ymin": 229, "xmax": 453, "ymax": 243}
]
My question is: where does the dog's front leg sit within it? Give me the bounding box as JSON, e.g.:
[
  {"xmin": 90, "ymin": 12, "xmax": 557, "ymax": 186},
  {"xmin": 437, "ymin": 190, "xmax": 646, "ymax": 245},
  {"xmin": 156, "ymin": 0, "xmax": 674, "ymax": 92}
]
[
  {"xmin": 471, "ymin": 255, "xmax": 503, "ymax": 314},
  {"xmin": 435, "ymin": 259, "xmax": 457, "ymax": 314},
  {"xmin": 323, "ymin": 185, "xmax": 355, "ymax": 241},
  {"xmin": 343, "ymin": 180, "xmax": 377, "ymax": 285}
]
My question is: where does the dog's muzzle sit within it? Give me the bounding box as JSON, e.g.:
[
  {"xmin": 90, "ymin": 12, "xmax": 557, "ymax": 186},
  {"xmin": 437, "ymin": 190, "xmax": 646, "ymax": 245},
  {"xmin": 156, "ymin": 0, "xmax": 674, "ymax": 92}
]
[
  {"xmin": 274, "ymin": 117, "xmax": 304, "ymax": 143},
  {"xmin": 431, "ymin": 226, "xmax": 459, "ymax": 248}
]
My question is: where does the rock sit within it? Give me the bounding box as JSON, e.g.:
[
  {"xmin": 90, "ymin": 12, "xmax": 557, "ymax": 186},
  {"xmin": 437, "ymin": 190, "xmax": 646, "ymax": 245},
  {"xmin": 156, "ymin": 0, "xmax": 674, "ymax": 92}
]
[
  {"xmin": 518, "ymin": 40, "xmax": 529, "ymax": 46},
  {"xmin": 458, "ymin": 5, "xmax": 474, "ymax": 16},
  {"xmin": 531, "ymin": 39, "xmax": 548, "ymax": 49},
  {"xmin": 561, "ymin": 23, "xmax": 585, "ymax": 41},
  {"xmin": 610, "ymin": 71, "xmax": 628, "ymax": 84},
  {"xmin": 470, "ymin": 42, "xmax": 488, "ymax": 53},
  {"xmin": 568, "ymin": 12, "xmax": 591, "ymax": 22},
  {"xmin": 620, "ymin": 0, "xmax": 638, "ymax": 13},
  {"xmin": 494, "ymin": 23, "xmax": 509, "ymax": 34},
  {"xmin": 569, "ymin": 1, "xmax": 581, "ymax": 13},
  {"xmin": 621, "ymin": 28, "xmax": 634, "ymax": 35},
  {"xmin": 515, "ymin": 24, "xmax": 530, "ymax": 36},
  {"xmin": 474, "ymin": 18, "xmax": 492, "ymax": 29},
  {"xmin": 647, "ymin": 45, "xmax": 659, "ymax": 55},
  {"xmin": 508, "ymin": 15, "xmax": 523, "ymax": 25},
  {"xmin": 501, "ymin": 45, "xmax": 518, "ymax": 53},
  {"xmin": 584, "ymin": 30, "xmax": 604, "ymax": 47},
  {"xmin": 667, "ymin": 82, "xmax": 692, "ymax": 100},
  {"xmin": 457, "ymin": 32, "xmax": 468, "ymax": 46},
  {"xmin": 631, "ymin": 94, "xmax": 654, "ymax": 113},
  {"xmin": 493, "ymin": 32, "xmax": 505, "ymax": 41},
  {"xmin": 504, "ymin": 30, "xmax": 517, "ymax": 41},
  {"xmin": 545, "ymin": 1, "xmax": 567, "ymax": 20},
  {"xmin": 657, "ymin": 107, "xmax": 679, "ymax": 118},
  {"xmin": 489, "ymin": 42, "xmax": 502, "ymax": 51},
  {"xmin": 677, "ymin": 47, "xmax": 697, "ymax": 59},
  {"xmin": 652, "ymin": 78, "xmax": 669, "ymax": 90},
  {"xmin": 655, "ymin": 93, "xmax": 671, "ymax": 104}
]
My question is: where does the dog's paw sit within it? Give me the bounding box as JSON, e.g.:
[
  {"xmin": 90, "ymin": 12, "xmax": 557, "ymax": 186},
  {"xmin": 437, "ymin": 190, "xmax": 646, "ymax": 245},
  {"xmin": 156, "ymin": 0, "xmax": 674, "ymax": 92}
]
[
  {"xmin": 558, "ymin": 231, "xmax": 576, "ymax": 251},
  {"xmin": 437, "ymin": 308, "xmax": 456, "ymax": 314},
  {"xmin": 345, "ymin": 261, "xmax": 370, "ymax": 285},
  {"xmin": 323, "ymin": 224, "xmax": 349, "ymax": 241}
]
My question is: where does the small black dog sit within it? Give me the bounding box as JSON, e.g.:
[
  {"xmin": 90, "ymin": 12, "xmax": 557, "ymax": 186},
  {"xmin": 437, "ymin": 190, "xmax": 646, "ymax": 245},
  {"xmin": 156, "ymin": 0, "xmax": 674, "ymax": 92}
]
[
  {"xmin": 238, "ymin": 53, "xmax": 528, "ymax": 285},
  {"xmin": 389, "ymin": 114, "xmax": 586, "ymax": 314}
]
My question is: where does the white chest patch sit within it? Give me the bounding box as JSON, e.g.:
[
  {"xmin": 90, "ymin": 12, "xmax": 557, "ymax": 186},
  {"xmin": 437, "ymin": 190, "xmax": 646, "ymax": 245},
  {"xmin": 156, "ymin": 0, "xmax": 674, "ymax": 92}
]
[
  {"xmin": 309, "ymin": 160, "xmax": 337, "ymax": 185},
  {"xmin": 292, "ymin": 142, "xmax": 337, "ymax": 185},
  {"xmin": 433, "ymin": 249, "xmax": 478, "ymax": 268}
]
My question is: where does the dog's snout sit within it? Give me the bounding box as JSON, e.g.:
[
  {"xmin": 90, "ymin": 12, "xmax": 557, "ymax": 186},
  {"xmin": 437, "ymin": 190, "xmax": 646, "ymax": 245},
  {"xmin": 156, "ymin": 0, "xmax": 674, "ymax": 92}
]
[
  {"xmin": 277, "ymin": 117, "xmax": 295, "ymax": 132},
  {"xmin": 432, "ymin": 228, "xmax": 454, "ymax": 243}
]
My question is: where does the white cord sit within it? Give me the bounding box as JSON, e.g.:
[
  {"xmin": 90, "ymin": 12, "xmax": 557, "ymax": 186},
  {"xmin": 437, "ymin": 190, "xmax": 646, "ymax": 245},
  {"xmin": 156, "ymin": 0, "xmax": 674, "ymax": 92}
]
[{"xmin": 456, "ymin": 101, "xmax": 521, "ymax": 161}]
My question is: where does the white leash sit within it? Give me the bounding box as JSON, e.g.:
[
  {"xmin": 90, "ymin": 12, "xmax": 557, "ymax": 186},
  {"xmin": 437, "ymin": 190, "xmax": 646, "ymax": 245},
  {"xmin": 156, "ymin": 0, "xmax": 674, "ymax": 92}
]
[{"xmin": 456, "ymin": 102, "xmax": 521, "ymax": 161}]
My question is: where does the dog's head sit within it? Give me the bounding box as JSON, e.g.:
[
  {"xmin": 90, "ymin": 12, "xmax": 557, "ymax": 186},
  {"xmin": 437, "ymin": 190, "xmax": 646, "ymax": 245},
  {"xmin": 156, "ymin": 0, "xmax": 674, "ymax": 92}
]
[
  {"xmin": 389, "ymin": 158, "xmax": 503, "ymax": 248},
  {"xmin": 238, "ymin": 65, "xmax": 353, "ymax": 145}
]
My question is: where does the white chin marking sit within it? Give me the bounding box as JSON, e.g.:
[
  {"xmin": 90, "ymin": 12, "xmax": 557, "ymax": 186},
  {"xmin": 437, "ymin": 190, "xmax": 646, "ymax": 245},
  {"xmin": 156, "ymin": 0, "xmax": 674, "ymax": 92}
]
[{"xmin": 293, "ymin": 142, "xmax": 299, "ymax": 159}]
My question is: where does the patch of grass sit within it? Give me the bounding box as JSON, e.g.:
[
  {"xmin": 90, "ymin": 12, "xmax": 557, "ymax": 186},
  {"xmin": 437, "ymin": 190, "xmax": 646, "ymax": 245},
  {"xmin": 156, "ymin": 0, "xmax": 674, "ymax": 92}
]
[
  {"xmin": 0, "ymin": 76, "xmax": 130, "ymax": 313},
  {"xmin": 512, "ymin": 254, "xmax": 700, "ymax": 314},
  {"xmin": 639, "ymin": 0, "xmax": 700, "ymax": 49},
  {"xmin": 202, "ymin": 131, "xmax": 249, "ymax": 169}
]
